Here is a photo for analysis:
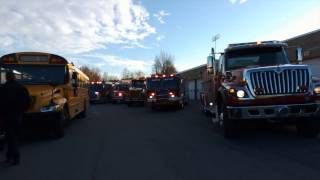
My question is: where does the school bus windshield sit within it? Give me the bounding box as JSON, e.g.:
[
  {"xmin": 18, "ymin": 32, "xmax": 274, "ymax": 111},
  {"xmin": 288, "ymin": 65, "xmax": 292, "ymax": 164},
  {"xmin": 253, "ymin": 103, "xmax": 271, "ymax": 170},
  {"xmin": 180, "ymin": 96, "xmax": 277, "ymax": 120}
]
[{"xmin": 1, "ymin": 65, "xmax": 67, "ymax": 85}]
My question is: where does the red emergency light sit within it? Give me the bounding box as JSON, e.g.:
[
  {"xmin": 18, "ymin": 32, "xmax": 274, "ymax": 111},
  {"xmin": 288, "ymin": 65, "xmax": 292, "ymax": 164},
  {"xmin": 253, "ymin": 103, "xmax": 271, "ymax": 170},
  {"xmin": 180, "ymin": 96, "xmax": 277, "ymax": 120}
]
[{"xmin": 151, "ymin": 74, "xmax": 176, "ymax": 78}]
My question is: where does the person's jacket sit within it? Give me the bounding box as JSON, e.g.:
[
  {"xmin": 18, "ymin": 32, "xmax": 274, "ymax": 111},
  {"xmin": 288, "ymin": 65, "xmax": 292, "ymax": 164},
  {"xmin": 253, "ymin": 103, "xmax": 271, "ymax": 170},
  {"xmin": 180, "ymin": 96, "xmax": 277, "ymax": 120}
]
[
  {"xmin": 2, "ymin": 81, "xmax": 31, "ymax": 126},
  {"xmin": 0, "ymin": 85, "xmax": 5, "ymax": 130}
]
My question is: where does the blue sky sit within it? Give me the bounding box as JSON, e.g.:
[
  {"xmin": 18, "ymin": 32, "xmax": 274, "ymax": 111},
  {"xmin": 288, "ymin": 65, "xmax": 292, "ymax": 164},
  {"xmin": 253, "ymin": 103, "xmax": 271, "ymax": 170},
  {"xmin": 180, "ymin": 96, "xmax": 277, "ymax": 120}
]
[{"xmin": 0, "ymin": 0, "xmax": 320, "ymax": 77}]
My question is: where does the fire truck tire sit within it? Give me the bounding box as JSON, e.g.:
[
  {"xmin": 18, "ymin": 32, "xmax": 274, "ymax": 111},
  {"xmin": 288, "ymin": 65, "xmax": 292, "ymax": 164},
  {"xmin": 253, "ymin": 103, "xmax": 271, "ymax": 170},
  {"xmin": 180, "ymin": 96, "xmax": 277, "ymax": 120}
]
[
  {"xmin": 127, "ymin": 102, "xmax": 132, "ymax": 107},
  {"xmin": 220, "ymin": 102, "xmax": 238, "ymax": 138},
  {"xmin": 296, "ymin": 119, "xmax": 320, "ymax": 137},
  {"xmin": 179, "ymin": 102, "xmax": 184, "ymax": 109}
]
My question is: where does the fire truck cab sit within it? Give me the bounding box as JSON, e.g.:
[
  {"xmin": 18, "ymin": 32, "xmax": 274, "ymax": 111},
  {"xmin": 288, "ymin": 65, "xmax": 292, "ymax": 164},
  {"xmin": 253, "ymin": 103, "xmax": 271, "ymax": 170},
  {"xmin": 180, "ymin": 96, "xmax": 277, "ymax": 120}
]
[
  {"xmin": 201, "ymin": 41, "xmax": 320, "ymax": 138},
  {"xmin": 146, "ymin": 74, "xmax": 186, "ymax": 109},
  {"xmin": 125, "ymin": 78, "xmax": 146, "ymax": 106},
  {"xmin": 111, "ymin": 82, "xmax": 129, "ymax": 103},
  {"xmin": 89, "ymin": 81, "xmax": 112, "ymax": 103}
]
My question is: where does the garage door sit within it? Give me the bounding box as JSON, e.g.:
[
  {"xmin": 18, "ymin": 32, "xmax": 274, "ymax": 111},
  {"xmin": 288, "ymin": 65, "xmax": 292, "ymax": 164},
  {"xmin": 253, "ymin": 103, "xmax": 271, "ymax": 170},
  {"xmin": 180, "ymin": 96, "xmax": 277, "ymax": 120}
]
[
  {"xmin": 188, "ymin": 81, "xmax": 195, "ymax": 100},
  {"xmin": 197, "ymin": 80, "xmax": 202, "ymax": 100}
]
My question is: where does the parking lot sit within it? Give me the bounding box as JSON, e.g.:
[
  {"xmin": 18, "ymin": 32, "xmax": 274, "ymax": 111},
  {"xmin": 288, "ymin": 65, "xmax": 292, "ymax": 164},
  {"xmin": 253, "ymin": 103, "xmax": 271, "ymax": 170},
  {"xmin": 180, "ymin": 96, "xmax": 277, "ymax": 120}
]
[{"xmin": 1, "ymin": 102, "xmax": 320, "ymax": 180}]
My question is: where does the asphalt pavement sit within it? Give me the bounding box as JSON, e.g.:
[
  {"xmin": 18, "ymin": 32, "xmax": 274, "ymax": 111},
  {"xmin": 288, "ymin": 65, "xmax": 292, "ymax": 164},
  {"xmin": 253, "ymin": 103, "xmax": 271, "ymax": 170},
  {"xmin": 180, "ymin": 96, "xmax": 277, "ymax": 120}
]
[{"xmin": 1, "ymin": 102, "xmax": 320, "ymax": 180}]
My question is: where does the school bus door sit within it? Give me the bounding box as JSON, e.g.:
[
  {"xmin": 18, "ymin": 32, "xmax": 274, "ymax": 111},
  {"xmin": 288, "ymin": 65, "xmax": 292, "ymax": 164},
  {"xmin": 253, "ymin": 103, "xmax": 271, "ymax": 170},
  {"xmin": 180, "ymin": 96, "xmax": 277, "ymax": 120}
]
[{"xmin": 66, "ymin": 71, "xmax": 84, "ymax": 119}]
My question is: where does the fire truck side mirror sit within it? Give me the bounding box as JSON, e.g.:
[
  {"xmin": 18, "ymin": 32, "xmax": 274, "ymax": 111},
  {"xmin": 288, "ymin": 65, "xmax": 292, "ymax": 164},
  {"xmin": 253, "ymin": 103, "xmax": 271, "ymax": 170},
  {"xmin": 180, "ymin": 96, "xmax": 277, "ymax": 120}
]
[
  {"xmin": 207, "ymin": 55, "xmax": 214, "ymax": 74},
  {"xmin": 296, "ymin": 47, "xmax": 303, "ymax": 64}
]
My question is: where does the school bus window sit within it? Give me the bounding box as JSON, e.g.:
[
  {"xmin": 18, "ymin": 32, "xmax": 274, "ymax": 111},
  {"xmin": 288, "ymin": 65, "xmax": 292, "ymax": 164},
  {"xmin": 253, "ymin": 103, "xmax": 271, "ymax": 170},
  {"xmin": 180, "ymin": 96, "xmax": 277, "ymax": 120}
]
[
  {"xmin": 20, "ymin": 55, "xmax": 49, "ymax": 62},
  {"xmin": 71, "ymin": 71, "xmax": 79, "ymax": 87},
  {"xmin": 0, "ymin": 65, "xmax": 67, "ymax": 85}
]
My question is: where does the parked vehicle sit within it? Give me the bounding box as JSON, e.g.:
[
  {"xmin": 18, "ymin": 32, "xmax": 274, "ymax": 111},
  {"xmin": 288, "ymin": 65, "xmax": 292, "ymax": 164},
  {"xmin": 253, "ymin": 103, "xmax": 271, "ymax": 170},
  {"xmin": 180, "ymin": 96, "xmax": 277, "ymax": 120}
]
[
  {"xmin": 0, "ymin": 52, "xmax": 90, "ymax": 138},
  {"xmin": 146, "ymin": 74, "xmax": 187, "ymax": 109},
  {"xmin": 201, "ymin": 41, "xmax": 320, "ymax": 138},
  {"xmin": 111, "ymin": 83, "xmax": 129, "ymax": 103},
  {"xmin": 125, "ymin": 78, "xmax": 146, "ymax": 106},
  {"xmin": 89, "ymin": 81, "xmax": 112, "ymax": 103}
]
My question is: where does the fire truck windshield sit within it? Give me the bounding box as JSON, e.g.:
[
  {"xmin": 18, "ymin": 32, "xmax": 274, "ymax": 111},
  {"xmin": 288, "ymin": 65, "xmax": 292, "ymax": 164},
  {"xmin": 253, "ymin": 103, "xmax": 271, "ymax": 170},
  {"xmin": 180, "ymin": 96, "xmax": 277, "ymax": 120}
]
[
  {"xmin": 162, "ymin": 78, "xmax": 179, "ymax": 89},
  {"xmin": 226, "ymin": 47, "xmax": 289, "ymax": 70},
  {"xmin": 132, "ymin": 80, "xmax": 145, "ymax": 88},
  {"xmin": 117, "ymin": 84, "xmax": 129, "ymax": 91},
  {"xmin": 90, "ymin": 84, "xmax": 104, "ymax": 91},
  {"xmin": 147, "ymin": 79, "xmax": 161, "ymax": 89},
  {"xmin": 147, "ymin": 78, "xmax": 179, "ymax": 90}
]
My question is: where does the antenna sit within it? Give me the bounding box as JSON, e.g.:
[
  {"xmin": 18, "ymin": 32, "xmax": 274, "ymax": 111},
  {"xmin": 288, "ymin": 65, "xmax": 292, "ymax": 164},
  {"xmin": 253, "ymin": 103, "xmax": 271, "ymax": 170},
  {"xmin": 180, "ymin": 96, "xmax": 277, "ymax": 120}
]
[{"xmin": 212, "ymin": 34, "xmax": 221, "ymax": 51}]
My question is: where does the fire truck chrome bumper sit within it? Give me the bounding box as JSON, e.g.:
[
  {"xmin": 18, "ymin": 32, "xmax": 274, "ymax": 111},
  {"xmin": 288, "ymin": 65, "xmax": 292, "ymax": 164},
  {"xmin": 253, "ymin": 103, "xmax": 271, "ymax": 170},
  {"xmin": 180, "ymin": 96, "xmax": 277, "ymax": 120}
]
[
  {"xmin": 112, "ymin": 97, "xmax": 124, "ymax": 100},
  {"xmin": 226, "ymin": 103, "xmax": 320, "ymax": 120},
  {"xmin": 147, "ymin": 97, "xmax": 182, "ymax": 103}
]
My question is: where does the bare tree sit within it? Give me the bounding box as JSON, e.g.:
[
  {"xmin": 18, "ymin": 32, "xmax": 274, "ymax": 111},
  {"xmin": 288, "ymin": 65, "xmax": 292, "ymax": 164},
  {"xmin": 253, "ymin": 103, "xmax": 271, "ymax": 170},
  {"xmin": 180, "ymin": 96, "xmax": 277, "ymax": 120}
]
[
  {"xmin": 102, "ymin": 72, "xmax": 119, "ymax": 81},
  {"xmin": 121, "ymin": 68, "xmax": 146, "ymax": 79},
  {"xmin": 80, "ymin": 65, "xmax": 102, "ymax": 81},
  {"xmin": 152, "ymin": 51, "xmax": 177, "ymax": 74},
  {"xmin": 122, "ymin": 68, "xmax": 132, "ymax": 79},
  {"xmin": 133, "ymin": 71, "xmax": 145, "ymax": 79}
]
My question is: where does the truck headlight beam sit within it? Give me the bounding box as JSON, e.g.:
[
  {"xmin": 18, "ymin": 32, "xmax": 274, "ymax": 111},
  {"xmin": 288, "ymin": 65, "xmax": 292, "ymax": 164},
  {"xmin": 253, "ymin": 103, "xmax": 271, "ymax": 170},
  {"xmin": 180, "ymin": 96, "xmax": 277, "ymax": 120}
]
[
  {"xmin": 314, "ymin": 87, "xmax": 320, "ymax": 94},
  {"xmin": 236, "ymin": 90, "xmax": 245, "ymax": 98}
]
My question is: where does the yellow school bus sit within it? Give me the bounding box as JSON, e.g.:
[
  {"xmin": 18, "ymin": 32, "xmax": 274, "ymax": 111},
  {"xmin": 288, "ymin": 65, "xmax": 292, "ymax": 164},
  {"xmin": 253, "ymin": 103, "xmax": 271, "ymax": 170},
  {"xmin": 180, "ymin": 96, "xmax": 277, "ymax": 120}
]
[{"xmin": 0, "ymin": 52, "xmax": 89, "ymax": 138}]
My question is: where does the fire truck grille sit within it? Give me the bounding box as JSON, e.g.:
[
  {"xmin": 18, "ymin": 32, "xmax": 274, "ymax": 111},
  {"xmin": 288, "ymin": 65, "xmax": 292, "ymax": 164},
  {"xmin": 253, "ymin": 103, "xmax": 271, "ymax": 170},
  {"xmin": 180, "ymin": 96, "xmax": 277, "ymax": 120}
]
[
  {"xmin": 248, "ymin": 68, "xmax": 310, "ymax": 96},
  {"xmin": 130, "ymin": 90, "xmax": 141, "ymax": 97}
]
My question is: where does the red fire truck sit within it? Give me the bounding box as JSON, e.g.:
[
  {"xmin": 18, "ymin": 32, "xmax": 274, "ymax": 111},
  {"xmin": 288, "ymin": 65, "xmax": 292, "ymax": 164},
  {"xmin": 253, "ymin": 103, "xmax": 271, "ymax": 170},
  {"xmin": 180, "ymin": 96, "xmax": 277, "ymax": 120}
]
[
  {"xmin": 201, "ymin": 41, "xmax": 320, "ymax": 138},
  {"xmin": 146, "ymin": 74, "xmax": 187, "ymax": 109},
  {"xmin": 89, "ymin": 81, "xmax": 113, "ymax": 103},
  {"xmin": 111, "ymin": 82, "xmax": 129, "ymax": 103}
]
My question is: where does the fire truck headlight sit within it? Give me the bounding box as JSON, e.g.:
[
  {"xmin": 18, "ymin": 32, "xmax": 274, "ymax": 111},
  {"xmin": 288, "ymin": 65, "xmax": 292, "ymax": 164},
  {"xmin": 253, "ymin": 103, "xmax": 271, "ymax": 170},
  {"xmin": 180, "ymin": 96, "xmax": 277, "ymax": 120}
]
[
  {"xmin": 149, "ymin": 96, "xmax": 153, "ymax": 99},
  {"xmin": 236, "ymin": 90, "xmax": 245, "ymax": 98},
  {"xmin": 94, "ymin": 91, "xmax": 100, "ymax": 96},
  {"xmin": 314, "ymin": 87, "xmax": 320, "ymax": 94}
]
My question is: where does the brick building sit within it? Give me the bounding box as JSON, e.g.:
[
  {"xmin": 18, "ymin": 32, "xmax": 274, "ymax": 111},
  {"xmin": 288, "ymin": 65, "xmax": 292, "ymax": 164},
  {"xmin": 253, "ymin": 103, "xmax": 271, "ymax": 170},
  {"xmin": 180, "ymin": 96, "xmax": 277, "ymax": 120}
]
[{"xmin": 285, "ymin": 29, "xmax": 320, "ymax": 61}]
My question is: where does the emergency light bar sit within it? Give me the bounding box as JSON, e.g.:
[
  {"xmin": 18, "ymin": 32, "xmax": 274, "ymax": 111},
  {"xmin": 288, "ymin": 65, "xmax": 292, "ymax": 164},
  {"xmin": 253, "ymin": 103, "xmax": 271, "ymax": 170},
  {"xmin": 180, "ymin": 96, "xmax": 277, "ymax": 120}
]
[
  {"xmin": 228, "ymin": 40, "xmax": 287, "ymax": 48},
  {"xmin": 150, "ymin": 74, "xmax": 177, "ymax": 78},
  {"xmin": 90, "ymin": 81, "xmax": 102, "ymax": 84}
]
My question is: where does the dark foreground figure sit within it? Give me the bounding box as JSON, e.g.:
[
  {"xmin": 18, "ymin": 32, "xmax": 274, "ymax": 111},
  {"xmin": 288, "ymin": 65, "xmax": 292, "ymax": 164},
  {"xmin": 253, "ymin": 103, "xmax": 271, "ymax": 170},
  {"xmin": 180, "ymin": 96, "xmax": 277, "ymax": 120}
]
[{"xmin": 0, "ymin": 71, "xmax": 30, "ymax": 166}]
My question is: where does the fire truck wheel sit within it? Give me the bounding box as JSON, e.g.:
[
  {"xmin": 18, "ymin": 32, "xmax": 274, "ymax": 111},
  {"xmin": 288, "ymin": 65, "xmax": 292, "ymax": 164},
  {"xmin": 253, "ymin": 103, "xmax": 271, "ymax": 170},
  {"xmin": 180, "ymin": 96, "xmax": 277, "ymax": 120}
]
[
  {"xmin": 127, "ymin": 102, "xmax": 132, "ymax": 107},
  {"xmin": 151, "ymin": 105, "xmax": 157, "ymax": 110},
  {"xmin": 296, "ymin": 119, "xmax": 320, "ymax": 137},
  {"xmin": 219, "ymin": 102, "xmax": 237, "ymax": 138},
  {"xmin": 179, "ymin": 102, "xmax": 184, "ymax": 109}
]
